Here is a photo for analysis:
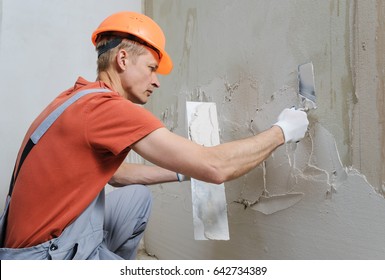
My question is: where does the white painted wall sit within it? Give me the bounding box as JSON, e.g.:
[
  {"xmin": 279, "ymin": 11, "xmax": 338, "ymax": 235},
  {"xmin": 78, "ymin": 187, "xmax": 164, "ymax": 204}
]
[{"xmin": 0, "ymin": 0, "xmax": 142, "ymax": 209}]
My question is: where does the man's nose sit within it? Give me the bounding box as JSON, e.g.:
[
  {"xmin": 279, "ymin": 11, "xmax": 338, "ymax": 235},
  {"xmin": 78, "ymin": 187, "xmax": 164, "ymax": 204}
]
[{"xmin": 152, "ymin": 73, "xmax": 160, "ymax": 88}]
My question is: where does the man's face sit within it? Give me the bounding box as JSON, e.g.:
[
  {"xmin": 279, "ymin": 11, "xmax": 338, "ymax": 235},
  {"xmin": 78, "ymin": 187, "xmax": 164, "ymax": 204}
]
[{"xmin": 121, "ymin": 47, "xmax": 161, "ymax": 104}]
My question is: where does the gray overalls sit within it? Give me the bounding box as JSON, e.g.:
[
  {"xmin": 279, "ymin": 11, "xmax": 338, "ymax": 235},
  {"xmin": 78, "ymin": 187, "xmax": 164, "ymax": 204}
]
[{"xmin": 0, "ymin": 89, "xmax": 152, "ymax": 260}]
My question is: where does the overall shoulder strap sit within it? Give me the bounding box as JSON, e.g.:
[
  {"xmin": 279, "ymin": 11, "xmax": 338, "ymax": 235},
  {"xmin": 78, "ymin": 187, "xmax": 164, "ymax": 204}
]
[{"xmin": 8, "ymin": 88, "xmax": 111, "ymax": 196}]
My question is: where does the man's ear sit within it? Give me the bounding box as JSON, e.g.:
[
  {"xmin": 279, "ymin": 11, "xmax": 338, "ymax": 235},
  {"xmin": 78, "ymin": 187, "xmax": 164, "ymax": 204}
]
[{"xmin": 116, "ymin": 49, "xmax": 127, "ymax": 71}]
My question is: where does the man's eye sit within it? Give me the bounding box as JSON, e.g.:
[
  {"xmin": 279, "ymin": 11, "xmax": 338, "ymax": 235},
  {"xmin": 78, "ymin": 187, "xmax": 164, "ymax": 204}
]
[{"xmin": 149, "ymin": 66, "xmax": 158, "ymax": 72}]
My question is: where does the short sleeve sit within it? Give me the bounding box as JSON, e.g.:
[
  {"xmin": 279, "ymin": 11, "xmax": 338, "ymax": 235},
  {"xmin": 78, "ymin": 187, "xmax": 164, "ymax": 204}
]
[{"xmin": 86, "ymin": 95, "xmax": 164, "ymax": 155}]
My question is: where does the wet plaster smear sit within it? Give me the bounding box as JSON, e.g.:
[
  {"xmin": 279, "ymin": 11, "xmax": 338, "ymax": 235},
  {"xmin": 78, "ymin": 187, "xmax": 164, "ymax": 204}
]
[{"xmin": 143, "ymin": 0, "xmax": 385, "ymax": 259}]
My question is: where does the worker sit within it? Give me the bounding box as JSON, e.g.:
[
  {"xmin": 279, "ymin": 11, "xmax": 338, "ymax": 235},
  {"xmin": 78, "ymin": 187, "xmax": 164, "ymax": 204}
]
[{"xmin": 0, "ymin": 11, "xmax": 309, "ymax": 260}]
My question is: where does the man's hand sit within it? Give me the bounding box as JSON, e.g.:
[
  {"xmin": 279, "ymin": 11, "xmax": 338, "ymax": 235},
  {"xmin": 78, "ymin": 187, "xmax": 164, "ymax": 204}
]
[{"xmin": 273, "ymin": 108, "xmax": 309, "ymax": 143}]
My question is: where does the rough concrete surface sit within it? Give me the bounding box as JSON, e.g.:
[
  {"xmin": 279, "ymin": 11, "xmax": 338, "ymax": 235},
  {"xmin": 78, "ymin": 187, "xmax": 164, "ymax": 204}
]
[{"xmin": 143, "ymin": 0, "xmax": 385, "ymax": 259}]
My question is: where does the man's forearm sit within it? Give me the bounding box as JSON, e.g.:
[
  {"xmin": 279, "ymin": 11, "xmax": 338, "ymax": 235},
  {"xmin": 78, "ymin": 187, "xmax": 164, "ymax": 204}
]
[
  {"xmin": 109, "ymin": 162, "xmax": 179, "ymax": 187},
  {"xmin": 203, "ymin": 125, "xmax": 285, "ymax": 183}
]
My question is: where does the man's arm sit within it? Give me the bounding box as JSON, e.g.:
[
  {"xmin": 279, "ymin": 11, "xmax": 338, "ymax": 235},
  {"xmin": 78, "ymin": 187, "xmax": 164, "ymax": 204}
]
[
  {"xmin": 109, "ymin": 162, "xmax": 180, "ymax": 187},
  {"xmin": 131, "ymin": 108, "xmax": 308, "ymax": 185},
  {"xmin": 131, "ymin": 125, "xmax": 284, "ymax": 184}
]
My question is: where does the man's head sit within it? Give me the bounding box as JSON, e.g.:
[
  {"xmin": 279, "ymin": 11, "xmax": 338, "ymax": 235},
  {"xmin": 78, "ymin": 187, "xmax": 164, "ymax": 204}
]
[
  {"xmin": 92, "ymin": 12, "xmax": 172, "ymax": 104},
  {"xmin": 92, "ymin": 11, "xmax": 172, "ymax": 75}
]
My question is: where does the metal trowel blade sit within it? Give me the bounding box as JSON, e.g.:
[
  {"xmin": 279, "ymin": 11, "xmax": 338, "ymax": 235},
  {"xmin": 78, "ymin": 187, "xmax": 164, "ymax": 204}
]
[{"xmin": 298, "ymin": 62, "xmax": 316, "ymax": 104}]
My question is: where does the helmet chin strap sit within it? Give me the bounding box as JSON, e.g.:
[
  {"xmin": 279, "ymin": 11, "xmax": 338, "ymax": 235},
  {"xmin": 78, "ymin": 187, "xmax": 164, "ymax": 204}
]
[
  {"xmin": 97, "ymin": 35, "xmax": 162, "ymax": 61},
  {"xmin": 97, "ymin": 38, "xmax": 123, "ymax": 58}
]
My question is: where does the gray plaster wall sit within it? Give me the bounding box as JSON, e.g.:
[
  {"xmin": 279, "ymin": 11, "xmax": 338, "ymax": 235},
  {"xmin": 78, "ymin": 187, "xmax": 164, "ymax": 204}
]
[{"xmin": 143, "ymin": 0, "xmax": 385, "ymax": 259}]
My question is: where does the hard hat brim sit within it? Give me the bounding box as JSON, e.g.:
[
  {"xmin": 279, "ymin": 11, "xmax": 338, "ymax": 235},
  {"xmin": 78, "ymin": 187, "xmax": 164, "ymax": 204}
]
[{"xmin": 156, "ymin": 50, "xmax": 173, "ymax": 75}]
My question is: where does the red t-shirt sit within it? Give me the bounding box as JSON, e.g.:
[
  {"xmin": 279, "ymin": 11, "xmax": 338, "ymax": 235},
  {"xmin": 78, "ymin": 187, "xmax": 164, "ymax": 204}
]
[{"xmin": 5, "ymin": 77, "xmax": 164, "ymax": 248}]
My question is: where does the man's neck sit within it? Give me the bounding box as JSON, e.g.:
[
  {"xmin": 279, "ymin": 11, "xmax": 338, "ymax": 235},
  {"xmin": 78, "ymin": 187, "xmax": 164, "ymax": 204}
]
[{"xmin": 97, "ymin": 71, "xmax": 125, "ymax": 98}]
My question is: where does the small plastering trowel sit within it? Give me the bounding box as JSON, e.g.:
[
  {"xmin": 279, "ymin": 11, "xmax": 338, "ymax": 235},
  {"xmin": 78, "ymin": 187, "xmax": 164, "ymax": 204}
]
[
  {"xmin": 285, "ymin": 62, "xmax": 316, "ymax": 154},
  {"xmin": 298, "ymin": 62, "xmax": 316, "ymax": 110}
]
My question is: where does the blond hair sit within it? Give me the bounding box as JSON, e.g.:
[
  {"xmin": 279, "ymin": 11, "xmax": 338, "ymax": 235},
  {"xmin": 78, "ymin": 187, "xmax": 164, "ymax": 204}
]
[{"xmin": 96, "ymin": 36, "xmax": 148, "ymax": 74}]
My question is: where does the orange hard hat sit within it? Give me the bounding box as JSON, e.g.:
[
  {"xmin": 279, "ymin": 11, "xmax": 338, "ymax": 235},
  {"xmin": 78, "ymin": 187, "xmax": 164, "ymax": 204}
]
[{"xmin": 92, "ymin": 11, "xmax": 173, "ymax": 75}]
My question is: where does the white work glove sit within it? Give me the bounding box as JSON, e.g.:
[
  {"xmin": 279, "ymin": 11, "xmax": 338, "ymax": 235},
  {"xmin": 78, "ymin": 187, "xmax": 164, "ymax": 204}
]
[{"xmin": 274, "ymin": 108, "xmax": 309, "ymax": 143}]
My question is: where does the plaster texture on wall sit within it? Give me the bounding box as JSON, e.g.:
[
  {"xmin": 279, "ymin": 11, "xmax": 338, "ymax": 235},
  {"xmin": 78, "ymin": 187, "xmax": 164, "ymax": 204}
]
[
  {"xmin": 351, "ymin": 1, "xmax": 385, "ymax": 194},
  {"xmin": 143, "ymin": 0, "xmax": 385, "ymax": 259}
]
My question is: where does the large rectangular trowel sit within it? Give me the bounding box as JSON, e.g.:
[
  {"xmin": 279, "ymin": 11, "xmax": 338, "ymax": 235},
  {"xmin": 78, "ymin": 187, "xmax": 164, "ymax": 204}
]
[{"xmin": 186, "ymin": 101, "xmax": 230, "ymax": 240}]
